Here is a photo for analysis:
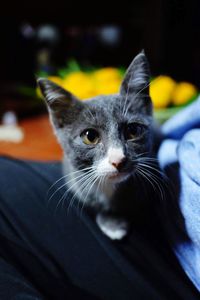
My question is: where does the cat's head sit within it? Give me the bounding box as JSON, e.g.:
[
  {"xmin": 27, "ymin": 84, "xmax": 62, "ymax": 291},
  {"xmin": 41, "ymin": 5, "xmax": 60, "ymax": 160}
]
[{"xmin": 38, "ymin": 51, "xmax": 153, "ymax": 185}]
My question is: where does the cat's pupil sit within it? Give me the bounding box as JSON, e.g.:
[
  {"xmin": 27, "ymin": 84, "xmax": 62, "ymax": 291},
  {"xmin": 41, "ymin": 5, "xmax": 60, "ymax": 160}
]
[
  {"xmin": 81, "ymin": 129, "xmax": 100, "ymax": 145},
  {"xmin": 86, "ymin": 129, "xmax": 98, "ymax": 142}
]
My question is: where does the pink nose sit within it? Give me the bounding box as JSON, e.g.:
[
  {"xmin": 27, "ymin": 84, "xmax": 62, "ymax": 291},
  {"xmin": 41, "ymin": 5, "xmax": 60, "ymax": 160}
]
[
  {"xmin": 108, "ymin": 148, "xmax": 126, "ymax": 171},
  {"xmin": 110, "ymin": 157, "xmax": 126, "ymax": 171}
]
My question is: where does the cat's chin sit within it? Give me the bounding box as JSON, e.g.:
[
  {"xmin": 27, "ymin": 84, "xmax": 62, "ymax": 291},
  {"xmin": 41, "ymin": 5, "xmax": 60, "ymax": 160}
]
[{"xmin": 107, "ymin": 172, "xmax": 130, "ymax": 184}]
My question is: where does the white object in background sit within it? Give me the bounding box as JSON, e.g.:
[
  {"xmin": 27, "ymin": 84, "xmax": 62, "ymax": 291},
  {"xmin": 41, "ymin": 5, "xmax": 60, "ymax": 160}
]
[
  {"xmin": 2, "ymin": 111, "xmax": 18, "ymax": 126},
  {"xmin": 0, "ymin": 111, "xmax": 24, "ymax": 143}
]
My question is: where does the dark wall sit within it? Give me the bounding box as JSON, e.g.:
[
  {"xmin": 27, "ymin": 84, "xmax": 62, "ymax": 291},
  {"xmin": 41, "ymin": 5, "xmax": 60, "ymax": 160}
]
[
  {"xmin": 1, "ymin": 0, "xmax": 200, "ymax": 86},
  {"xmin": 160, "ymin": 0, "xmax": 200, "ymax": 85}
]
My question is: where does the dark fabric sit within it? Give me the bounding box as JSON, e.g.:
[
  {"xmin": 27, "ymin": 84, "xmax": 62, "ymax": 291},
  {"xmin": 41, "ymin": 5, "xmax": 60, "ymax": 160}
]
[{"xmin": 0, "ymin": 156, "xmax": 199, "ymax": 299}]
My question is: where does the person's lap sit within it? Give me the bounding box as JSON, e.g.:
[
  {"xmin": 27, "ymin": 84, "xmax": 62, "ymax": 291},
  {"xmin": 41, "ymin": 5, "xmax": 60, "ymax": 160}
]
[
  {"xmin": 0, "ymin": 155, "xmax": 199, "ymax": 299},
  {"xmin": 0, "ymin": 156, "xmax": 96, "ymax": 299}
]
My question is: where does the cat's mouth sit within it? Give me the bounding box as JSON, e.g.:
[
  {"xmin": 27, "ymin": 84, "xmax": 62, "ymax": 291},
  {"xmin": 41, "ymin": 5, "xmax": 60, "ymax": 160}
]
[{"xmin": 108, "ymin": 171, "xmax": 130, "ymax": 183}]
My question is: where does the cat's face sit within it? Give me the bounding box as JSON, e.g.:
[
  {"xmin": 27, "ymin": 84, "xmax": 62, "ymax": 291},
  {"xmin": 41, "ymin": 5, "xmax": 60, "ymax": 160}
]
[{"xmin": 38, "ymin": 51, "xmax": 153, "ymax": 185}]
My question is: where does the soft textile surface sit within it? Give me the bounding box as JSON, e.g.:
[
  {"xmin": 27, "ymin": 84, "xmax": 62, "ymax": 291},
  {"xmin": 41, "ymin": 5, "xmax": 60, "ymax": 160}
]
[
  {"xmin": 158, "ymin": 96, "xmax": 200, "ymax": 291},
  {"xmin": 0, "ymin": 99, "xmax": 200, "ymax": 298},
  {"xmin": 0, "ymin": 157, "xmax": 199, "ymax": 299}
]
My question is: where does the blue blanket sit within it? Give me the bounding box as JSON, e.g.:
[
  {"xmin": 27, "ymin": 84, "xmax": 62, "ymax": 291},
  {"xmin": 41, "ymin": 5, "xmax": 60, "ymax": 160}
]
[{"xmin": 158, "ymin": 97, "xmax": 200, "ymax": 291}]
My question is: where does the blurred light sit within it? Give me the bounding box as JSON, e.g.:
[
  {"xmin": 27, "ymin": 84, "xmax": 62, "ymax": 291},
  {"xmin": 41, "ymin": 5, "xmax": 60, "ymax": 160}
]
[
  {"xmin": 20, "ymin": 23, "xmax": 35, "ymax": 39},
  {"xmin": 98, "ymin": 26, "xmax": 121, "ymax": 46},
  {"xmin": 37, "ymin": 25, "xmax": 60, "ymax": 44}
]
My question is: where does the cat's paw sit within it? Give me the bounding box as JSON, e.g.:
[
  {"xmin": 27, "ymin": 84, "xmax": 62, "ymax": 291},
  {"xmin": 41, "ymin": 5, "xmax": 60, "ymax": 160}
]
[{"xmin": 96, "ymin": 213, "xmax": 128, "ymax": 240}]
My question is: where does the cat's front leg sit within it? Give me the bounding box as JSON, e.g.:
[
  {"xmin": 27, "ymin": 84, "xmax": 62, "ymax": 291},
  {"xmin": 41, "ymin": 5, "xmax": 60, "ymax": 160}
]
[{"xmin": 96, "ymin": 213, "xmax": 129, "ymax": 240}]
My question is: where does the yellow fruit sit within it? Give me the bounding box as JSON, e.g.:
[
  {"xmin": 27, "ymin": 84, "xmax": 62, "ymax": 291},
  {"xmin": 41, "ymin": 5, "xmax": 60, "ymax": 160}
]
[
  {"xmin": 36, "ymin": 87, "xmax": 42, "ymax": 98},
  {"xmin": 92, "ymin": 67, "xmax": 122, "ymax": 96},
  {"xmin": 93, "ymin": 67, "xmax": 122, "ymax": 83},
  {"xmin": 47, "ymin": 76, "xmax": 63, "ymax": 86},
  {"xmin": 171, "ymin": 82, "xmax": 198, "ymax": 106},
  {"xmin": 150, "ymin": 76, "xmax": 176, "ymax": 108},
  {"xmin": 95, "ymin": 78, "xmax": 121, "ymax": 95},
  {"xmin": 62, "ymin": 72, "xmax": 95, "ymax": 99}
]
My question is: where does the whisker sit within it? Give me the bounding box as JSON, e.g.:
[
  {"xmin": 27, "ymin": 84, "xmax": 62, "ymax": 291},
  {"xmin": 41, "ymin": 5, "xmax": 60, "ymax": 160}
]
[
  {"xmin": 137, "ymin": 166, "xmax": 165, "ymax": 202},
  {"xmin": 80, "ymin": 175, "xmax": 100, "ymax": 216},
  {"xmin": 136, "ymin": 167, "xmax": 157, "ymax": 194},
  {"xmin": 136, "ymin": 156, "xmax": 158, "ymax": 161},
  {"xmin": 60, "ymin": 169, "xmax": 95, "ymax": 210},
  {"xmin": 76, "ymin": 173, "xmax": 97, "ymax": 212},
  {"xmin": 70, "ymin": 172, "xmax": 98, "ymax": 215},
  {"xmin": 47, "ymin": 166, "xmax": 95, "ymax": 198},
  {"xmin": 133, "ymin": 170, "xmax": 148, "ymax": 200},
  {"xmin": 137, "ymin": 159, "xmax": 171, "ymax": 186},
  {"xmin": 66, "ymin": 171, "xmax": 97, "ymax": 215},
  {"xmin": 137, "ymin": 162, "xmax": 167, "ymax": 179},
  {"xmin": 47, "ymin": 168, "xmax": 95, "ymax": 207},
  {"xmin": 54, "ymin": 170, "xmax": 96, "ymax": 214}
]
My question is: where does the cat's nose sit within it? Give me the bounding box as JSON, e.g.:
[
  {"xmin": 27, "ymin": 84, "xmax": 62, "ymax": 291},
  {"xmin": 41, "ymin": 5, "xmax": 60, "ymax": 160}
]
[
  {"xmin": 110, "ymin": 157, "xmax": 126, "ymax": 171},
  {"xmin": 108, "ymin": 147, "xmax": 126, "ymax": 171}
]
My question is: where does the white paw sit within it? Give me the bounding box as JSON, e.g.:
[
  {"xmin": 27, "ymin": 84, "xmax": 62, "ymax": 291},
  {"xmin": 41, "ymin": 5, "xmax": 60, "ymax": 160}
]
[
  {"xmin": 99, "ymin": 225, "xmax": 127, "ymax": 240},
  {"xmin": 96, "ymin": 213, "xmax": 128, "ymax": 240}
]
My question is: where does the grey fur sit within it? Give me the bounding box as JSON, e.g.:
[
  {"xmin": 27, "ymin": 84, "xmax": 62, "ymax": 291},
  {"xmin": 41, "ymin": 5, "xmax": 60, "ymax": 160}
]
[{"xmin": 37, "ymin": 51, "xmax": 156, "ymax": 240}]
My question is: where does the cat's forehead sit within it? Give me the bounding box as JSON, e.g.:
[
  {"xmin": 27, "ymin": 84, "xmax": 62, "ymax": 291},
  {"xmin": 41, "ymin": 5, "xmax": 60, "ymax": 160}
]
[
  {"xmin": 85, "ymin": 94, "xmax": 119, "ymax": 110},
  {"xmin": 81, "ymin": 94, "xmax": 150, "ymax": 125},
  {"xmin": 81, "ymin": 94, "xmax": 122, "ymax": 125}
]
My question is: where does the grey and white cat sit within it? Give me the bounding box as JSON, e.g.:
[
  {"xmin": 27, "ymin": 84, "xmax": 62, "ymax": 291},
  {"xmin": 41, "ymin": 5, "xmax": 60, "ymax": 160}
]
[{"xmin": 38, "ymin": 51, "xmax": 158, "ymax": 240}]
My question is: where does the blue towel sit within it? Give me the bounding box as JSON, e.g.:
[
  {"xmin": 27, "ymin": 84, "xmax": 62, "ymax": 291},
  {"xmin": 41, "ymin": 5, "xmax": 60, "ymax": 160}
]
[
  {"xmin": 162, "ymin": 96, "xmax": 200, "ymax": 140},
  {"xmin": 158, "ymin": 96, "xmax": 200, "ymax": 291}
]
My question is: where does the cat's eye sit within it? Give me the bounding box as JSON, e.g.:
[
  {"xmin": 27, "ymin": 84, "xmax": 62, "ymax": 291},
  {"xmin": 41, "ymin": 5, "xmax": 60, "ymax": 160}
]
[
  {"xmin": 81, "ymin": 129, "xmax": 100, "ymax": 145},
  {"xmin": 125, "ymin": 123, "xmax": 145, "ymax": 140}
]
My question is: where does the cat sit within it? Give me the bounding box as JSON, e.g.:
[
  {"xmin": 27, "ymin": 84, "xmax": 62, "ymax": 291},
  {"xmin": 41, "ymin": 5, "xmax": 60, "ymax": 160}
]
[{"xmin": 38, "ymin": 51, "xmax": 160, "ymax": 240}]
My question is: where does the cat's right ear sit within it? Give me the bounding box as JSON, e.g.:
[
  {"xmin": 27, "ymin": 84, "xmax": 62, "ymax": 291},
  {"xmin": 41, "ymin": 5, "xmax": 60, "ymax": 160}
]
[{"xmin": 37, "ymin": 78, "xmax": 83, "ymax": 128}]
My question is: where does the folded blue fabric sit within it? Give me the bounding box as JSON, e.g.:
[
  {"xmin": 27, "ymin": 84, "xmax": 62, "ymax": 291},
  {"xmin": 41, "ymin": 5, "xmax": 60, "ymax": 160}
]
[
  {"xmin": 161, "ymin": 96, "xmax": 200, "ymax": 140},
  {"xmin": 158, "ymin": 96, "xmax": 200, "ymax": 291}
]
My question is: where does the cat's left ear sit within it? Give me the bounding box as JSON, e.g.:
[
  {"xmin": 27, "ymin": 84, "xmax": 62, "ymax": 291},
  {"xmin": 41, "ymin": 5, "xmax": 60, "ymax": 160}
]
[{"xmin": 120, "ymin": 50, "xmax": 152, "ymax": 114}]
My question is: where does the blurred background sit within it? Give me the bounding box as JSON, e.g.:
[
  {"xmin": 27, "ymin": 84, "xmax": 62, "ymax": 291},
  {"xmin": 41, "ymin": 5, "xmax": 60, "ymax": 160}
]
[{"xmin": 0, "ymin": 0, "xmax": 200, "ymax": 160}]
